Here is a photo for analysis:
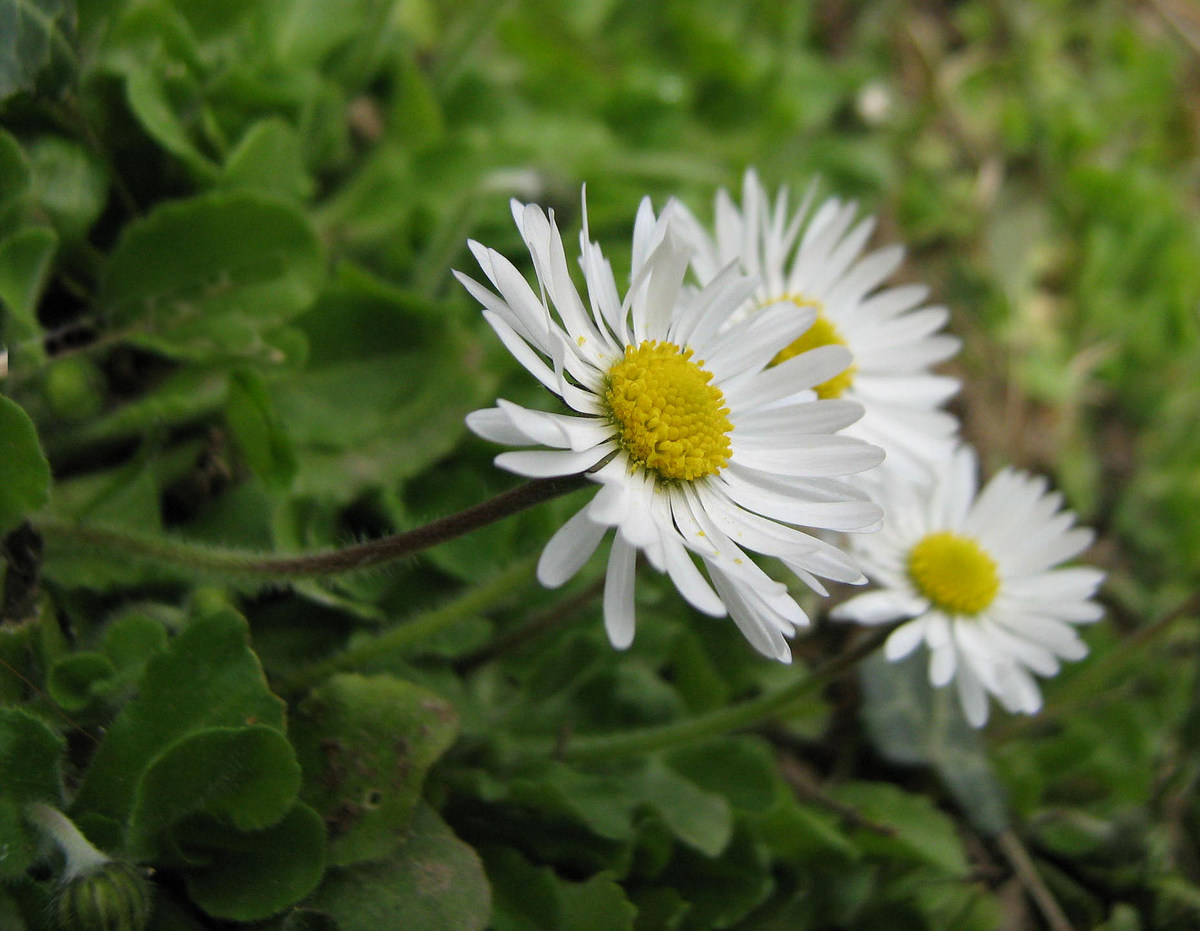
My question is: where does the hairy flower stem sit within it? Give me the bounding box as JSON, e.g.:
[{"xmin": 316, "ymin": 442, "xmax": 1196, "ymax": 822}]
[
  {"xmin": 553, "ymin": 624, "xmax": 896, "ymax": 764},
  {"xmin": 36, "ymin": 474, "xmax": 590, "ymax": 583}
]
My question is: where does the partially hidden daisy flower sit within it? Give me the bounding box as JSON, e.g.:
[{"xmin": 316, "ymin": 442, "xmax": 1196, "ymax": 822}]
[
  {"xmin": 459, "ymin": 192, "xmax": 885, "ymax": 661},
  {"xmin": 670, "ymin": 168, "xmax": 961, "ymax": 481},
  {"xmin": 832, "ymin": 444, "xmax": 1105, "ymax": 726}
]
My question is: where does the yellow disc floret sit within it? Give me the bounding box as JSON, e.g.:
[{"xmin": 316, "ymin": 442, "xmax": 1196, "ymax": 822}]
[
  {"xmin": 769, "ymin": 297, "xmax": 856, "ymax": 400},
  {"xmin": 604, "ymin": 340, "xmax": 733, "ymax": 483},
  {"xmin": 907, "ymin": 531, "xmax": 1001, "ymax": 616}
]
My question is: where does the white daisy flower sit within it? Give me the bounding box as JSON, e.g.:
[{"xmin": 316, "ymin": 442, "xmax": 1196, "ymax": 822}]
[
  {"xmin": 670, "ymin": 168, "xmax": 961, "ymax": 481},
  {"xmin": 458, "ymin": 192, "xmax": 885, "ymax": 661},
  {"xmin": 832, "ymin": 444, "xmax": 1105, "ymax": 726}
]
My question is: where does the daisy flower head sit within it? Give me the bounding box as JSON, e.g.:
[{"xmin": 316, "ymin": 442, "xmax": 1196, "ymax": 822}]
[
  {"xmin": 832, "ymin": 444, "xmax": 1105, "ymax": 726},
  {"xmin": 670, "ymin": 168, "xmax": 961, "ymax": 482},
  {"xmin": 458, "ymin": 190, "xmax": 886, "ymax": 662}
]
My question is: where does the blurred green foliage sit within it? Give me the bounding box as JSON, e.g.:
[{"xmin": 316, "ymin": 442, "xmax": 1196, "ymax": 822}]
[{"xmin": 1, "ymin": 0, "xmax": 1199, "ymax": 928}]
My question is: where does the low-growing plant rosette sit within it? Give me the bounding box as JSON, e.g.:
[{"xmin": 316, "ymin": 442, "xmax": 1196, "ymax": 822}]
[
  {"xmin": 833, "ymin": 444, "xmax": 1106, "ymax": 726},
  {"xmin": 460, "ymin": 192, "xmax": 885, "ymax": 661}
]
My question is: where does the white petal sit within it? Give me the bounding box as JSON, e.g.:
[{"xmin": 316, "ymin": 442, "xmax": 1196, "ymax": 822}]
[
  {"xmin": 884, "ymin": 616, "xmax": 931, "ymax": 660},
  {"xmin": 955, "ymin": 662, "xmax": 991, "ymax": 727},
  {"xmin": 663, "ymin": 538, "xmax": 726, "ymax": 616},
  {"xmin": 538, "ymin": 505, "xmax": 608, "ymax": 587},
  {"xmin": 466, "ymin": 406, "xmax": 534, "ymax": 446},
  {"xmin": 495, "ymin": 446, "xmax": 612, "ymax": 478},
  {"xmin": 732, "ymin": 436, "xmax": 885, "ymax": 478},
  {"xmin": 929, "ymin": 643, "xmax": 957, "ymax": 687},
  {"xmin": 603, "ymin": 536, "xmax": 638, "ymax": 649},
  {"xmin": 481, "ymin": 310, "xmax": 559, "ymax": 394},
  {"xmin": 834, "ymin": 591, "xmax": 927, "ymax": 625}
]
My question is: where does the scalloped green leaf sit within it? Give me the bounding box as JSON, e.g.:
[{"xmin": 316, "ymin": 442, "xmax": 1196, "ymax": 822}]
[
  {"xmin": 293, "ymin": 673, "xmax": 460, "ymax": 866},
  {"xmin": 304, "ymin": 803, "xmax": 489, "ymax": 931},
  {"xmin": 72, "ymin": 606, "xmax": 286, "ymax": 824},
  {"xmin": 47, "ymin": 651, "xmax": 116, "ymax": 711},
  {"xmin": 97, "ymin": 191, "xmax": 324, "ymax": 362},
  {"xmin": 181, "ymin": 801, "xmax": 327, "ymax": 922},
  {"xmin": 0, "ymin": 707, "xmax": 65, "ymax": 878},
  {"xmin": 128, "ymin": 725, "xmax": 301, "ymax": 862},
  {"xmin": 0, "ymin": 394, "xmax": 51, "ymax": 534}
]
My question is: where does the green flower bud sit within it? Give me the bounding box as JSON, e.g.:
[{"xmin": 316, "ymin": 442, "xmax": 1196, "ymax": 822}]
[{"xmin": 53, "ymin": 860, "xmax": 152, "ymax": 931}]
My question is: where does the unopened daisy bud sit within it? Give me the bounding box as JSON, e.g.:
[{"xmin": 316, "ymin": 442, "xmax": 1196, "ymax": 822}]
[
  {"xmin": 25, "ymin": 803, "xmax": 152, "ymax": 931},
  {"xmin": 54, "ymin": 860, "xmax": 151, "ymax": 931}
]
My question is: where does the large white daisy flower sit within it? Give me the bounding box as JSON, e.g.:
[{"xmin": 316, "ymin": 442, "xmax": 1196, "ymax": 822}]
[
  {"xmin": 458, "ymin": 193, "xmax": 885, "ymax": 661},
  {"xmin": 670, "ymin": 168, "xmax": 961, "ymax": 481},
  {"xmin": 832, "ymin": 444, "xmax": 1105, "ymax": 726}
]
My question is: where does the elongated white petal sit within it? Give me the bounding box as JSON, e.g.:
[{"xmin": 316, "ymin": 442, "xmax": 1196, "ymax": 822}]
[
  {"xmin": 495, "ymin": 446, "xmax": 611, "ymax": 478},
  {"xmin": 834, "ymin": 591, "xmax": 927, "ymax": 626},
  {"xmin": 538, "ymin": 505, "xmax": 608, "ymax": 587},
  {"xmin": 466, "ymin": 406, "xmax": 534, "ymax": 446},
  {"xmin": 603, "ymin": 536, "xmax": 638, "ymax": 649}
]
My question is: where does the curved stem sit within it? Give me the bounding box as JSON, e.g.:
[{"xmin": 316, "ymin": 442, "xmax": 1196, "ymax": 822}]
[
  {"xmin": 554, "ymin": 624, "xmax": 895, "ymax": 764},
  {"xmin": 37, "ymin": 474, "xmax": 590, "ymax": 582}
]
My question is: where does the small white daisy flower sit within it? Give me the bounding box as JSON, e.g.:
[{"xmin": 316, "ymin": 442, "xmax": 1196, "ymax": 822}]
[
  {"xmin": 832, "ymin": 445, "xmax": 1105, "ymax": 726},
  {"xmin": 459, "ymin": 191, "xmax": 885, "ymax": 661},
  {"xmin": 670, "ymin": 168, "xmax": 961, "ymax": 481}
]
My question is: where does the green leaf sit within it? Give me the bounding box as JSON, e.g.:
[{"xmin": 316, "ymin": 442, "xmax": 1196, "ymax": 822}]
[
  {"xmin": 225, "ymin": 369, "xmax": 298, "ymax": 489},
  {"xmin": 220, "ymin": 117, "xmax": 314, "ymax": 201},
  {"xmin": 273, "ymin": 265, "xmax": 494, "ymax": 501},
  {"xmin": 97, "ymin": 191, "xmax": 325, "ymax": 362},
  {"xmin": 665, "ymin": 737, "xmax": 778, "ymax": 813},
  {"xmin": 0, "ymin": 0, "xmax": 77, "ymax": 103},
  {"xmin": 481, "ymin": 846, "xmax": 563, "ymax": 931},
  {"xmin": 44, "ymin": 610, "xmax": 171, "ymax": 711},
  {"xmin": 0, "ymin": 225, "xmax": 55, "ymax": 355},
  {"xmin": 559, "ymin": 872, "xmax": 638, "ymax": 931},
  {"xmin": 0, "ymin": 128, "xmax": 30, "ymax": 231},
  {"xmin": 859, "ymin": 652, "xmax": 1010, "ymax": 836},
  {"xmin": 99, "ymin": 609, "xmax": 170, "ymax": 690},
  {"xmin": 0, "ymin": 394, "xmax": 51, "ymax": 535},
  {"xmin": 653, "ymin": 822, "xmax": 775, "ymax": 929},
  {"xmin": 293, "ymin": 673, "xmax": 460, "ymax": 866},
  {"xmin": 47, "ymin": 651, "xmax": 116, "ymax": 711},
  {"xmin": 500, "ymin": 756, "xmax": 730, "ymax": 857},
  {"xmin": 121, "ymin": 61, "xmax": 218, "ymax": 178},
  {"xmin": 305, "ymin": 802, "xmax": 491, "ymax": 931},
  {"xmin": 483, "ymin": 848, "xmax": 636, "ymax": 931},
  {"xmin": 181, "ymin": 801, "xmax": 327, "ymax": 922},
  {"xmin": 72, "ymin": 606, "xmax": 286, "ymax": 824},
  {"xmin": 128, "ymin": 725, "xmax": 301, "ymax": 861},
  {"xmin": 625, "ymin": 759, "xmax": 732, "ymax": 857},
  {"xmin": 26, "ymin": 135, "xmax": 108, "ymax": 240},
  {"xmin": 0, "ymin": 707, "xmax": 65, "ymax": 878},
  {"xmin": 828, "ymin": 781, "xmax": 970, "ymax": 877}
]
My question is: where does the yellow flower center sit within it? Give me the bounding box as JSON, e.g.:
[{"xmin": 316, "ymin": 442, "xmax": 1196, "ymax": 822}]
[
  {"xmin": 604, "ymin": 340, "xmax": 733, "ymax": 483},
  {"xmin": 769, "ymin": 297, "xmax": 856, "ymax": 400},
  {"xmin": 907, "ymin": 531, "xmax": 1001, "ymax": 616}
]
